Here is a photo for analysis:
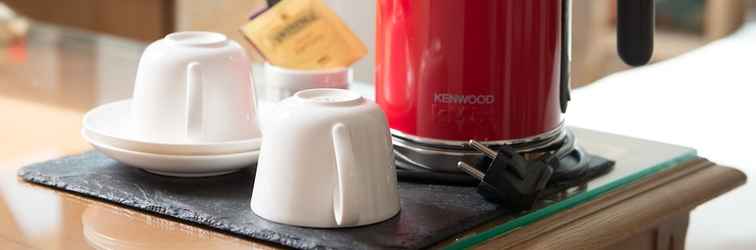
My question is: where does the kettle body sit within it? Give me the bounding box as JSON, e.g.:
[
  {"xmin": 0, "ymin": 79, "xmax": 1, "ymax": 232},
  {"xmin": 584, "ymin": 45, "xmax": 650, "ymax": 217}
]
[
  {"xmin": 376, "ymin": 0, "xmax": 565, "ymax": 143},
  {"xmin": 375, "ymin": 0, "xmax": 654, "ymax": 171}
]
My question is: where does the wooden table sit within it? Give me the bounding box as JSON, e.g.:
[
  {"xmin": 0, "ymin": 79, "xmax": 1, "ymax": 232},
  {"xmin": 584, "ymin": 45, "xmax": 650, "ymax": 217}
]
[{"xmin": 0, "ymin": 23, "xmax": 745, "ymax": 250}]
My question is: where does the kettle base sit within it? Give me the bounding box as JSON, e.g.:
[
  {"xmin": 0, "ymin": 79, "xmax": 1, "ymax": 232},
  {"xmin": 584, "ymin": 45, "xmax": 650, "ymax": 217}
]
[
  {"xmin": 392, "ymin": 125, "xmax": 567, "ymax": 173},
  {"xmin": 394, "ymin": 127, "xmax": 601, "ymax": 186}
]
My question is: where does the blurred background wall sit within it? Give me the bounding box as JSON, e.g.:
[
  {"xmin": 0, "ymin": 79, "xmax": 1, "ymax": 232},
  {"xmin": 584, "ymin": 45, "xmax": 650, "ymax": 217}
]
[
  {"xmin": 2, "ymin": 0, "xmax": 174, "ymax": 41},
  {"xmin": 2, "ymin": 0, "xmax": 752, "ymax": 86}
]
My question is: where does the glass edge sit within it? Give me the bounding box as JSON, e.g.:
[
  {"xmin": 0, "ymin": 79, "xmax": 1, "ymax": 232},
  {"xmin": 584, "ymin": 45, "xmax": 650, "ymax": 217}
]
[{"xmin": 444, "ymin": 149, "xmax": 698, "ymax": 250}]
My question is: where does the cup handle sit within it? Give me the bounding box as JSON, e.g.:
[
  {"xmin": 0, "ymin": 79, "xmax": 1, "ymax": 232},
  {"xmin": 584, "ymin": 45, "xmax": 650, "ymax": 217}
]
[
  {"xmin": 186, "ymin": 62, "xmax": 203, "ymax": 140},
  {"xmin": 331, "ymin": 123, "xmax": 361, "ymax": 226}
]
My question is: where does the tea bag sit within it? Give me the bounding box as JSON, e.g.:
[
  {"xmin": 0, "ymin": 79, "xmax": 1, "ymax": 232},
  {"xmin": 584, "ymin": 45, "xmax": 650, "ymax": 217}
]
[{"xmin": 241, "ymin": 0, "xmax": 367, "ymax": 69}]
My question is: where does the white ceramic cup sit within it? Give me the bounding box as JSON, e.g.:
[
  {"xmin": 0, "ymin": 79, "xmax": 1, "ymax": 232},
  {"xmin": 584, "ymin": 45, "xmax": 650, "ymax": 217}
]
[
  {"xmin": 256, "ymin": 63, "xmax": 352, "ymax": 125},
  {"xmin": 262, "ymin": 63, "xmax": 351, "ymax": 101},
  {"xmin": 251, "ymin": 88, "xmax": 400, "ymax": 228},
  {"xmin": 131, "ymin": 31, "xmax": 260, "ymax": 143}
]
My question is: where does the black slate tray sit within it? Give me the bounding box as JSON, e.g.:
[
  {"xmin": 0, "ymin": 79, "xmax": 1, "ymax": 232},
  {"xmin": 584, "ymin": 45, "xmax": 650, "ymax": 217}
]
[{"xmin": 18, "ymin": 151, "xmax": 610, "ymax": 249}]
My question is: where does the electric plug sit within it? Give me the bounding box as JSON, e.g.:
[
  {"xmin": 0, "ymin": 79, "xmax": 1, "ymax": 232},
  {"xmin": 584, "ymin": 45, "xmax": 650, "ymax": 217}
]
[{"xmin": 457, "ymin": 140, "xmax": 553, "ymax": 212}]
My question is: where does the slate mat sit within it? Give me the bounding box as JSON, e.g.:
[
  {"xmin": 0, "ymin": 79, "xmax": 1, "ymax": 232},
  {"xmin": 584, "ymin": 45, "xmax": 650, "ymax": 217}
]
[{"xmin": 18, "ymin": 151, "xmax": 610, "ymax": 249}]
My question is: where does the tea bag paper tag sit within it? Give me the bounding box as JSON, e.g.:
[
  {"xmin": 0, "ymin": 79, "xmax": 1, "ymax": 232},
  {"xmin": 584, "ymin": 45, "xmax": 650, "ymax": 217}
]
[{"xmin": 241, "ymin": 0, "xmax": 367, "ymax": 69}]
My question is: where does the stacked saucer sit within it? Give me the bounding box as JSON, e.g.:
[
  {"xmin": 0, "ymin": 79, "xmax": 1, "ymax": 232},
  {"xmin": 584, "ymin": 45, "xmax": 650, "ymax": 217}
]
[
  {"xmin": 82, "ymin": 100, "xmax": 261, "ymax": 177},
  {"xmin": 82, "ymin": 31, "xmax": 262, "ymax": 177}
]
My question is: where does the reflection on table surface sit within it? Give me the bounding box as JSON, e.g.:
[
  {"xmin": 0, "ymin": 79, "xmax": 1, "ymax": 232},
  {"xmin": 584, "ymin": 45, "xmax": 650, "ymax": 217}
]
[
  {"xmin": 82, "ymin": 202, "xmax": 254, "ymax": 250},
  {"xmin": 0, "ymin": 23, "xmax": 274, "ymax": 249}
]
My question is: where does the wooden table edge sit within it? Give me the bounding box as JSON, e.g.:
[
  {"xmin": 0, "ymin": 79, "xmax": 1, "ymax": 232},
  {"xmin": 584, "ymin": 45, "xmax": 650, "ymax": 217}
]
[{"xmin": 466, "ymin": 158, "xmax": 746, "ymax": 249}]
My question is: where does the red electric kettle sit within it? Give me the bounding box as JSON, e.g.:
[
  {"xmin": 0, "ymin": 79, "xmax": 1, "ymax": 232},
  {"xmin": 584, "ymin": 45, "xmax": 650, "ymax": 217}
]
[{"xmin": 376, "ymin": 0, "xmax": 654, "ymax": 172}]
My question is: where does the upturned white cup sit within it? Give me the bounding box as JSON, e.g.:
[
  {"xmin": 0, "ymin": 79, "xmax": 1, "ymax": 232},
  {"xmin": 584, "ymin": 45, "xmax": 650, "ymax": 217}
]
[
  {"xmin": 131, "ymin": 31, "xmax": 260, "ymax": 143},
  {"xmin": 251, "ymin": 88, "xmax": 400, "ymax": 228},
  {"xmin": 256, "ymin": 63, "xmax": 351, "ymax": 125}
]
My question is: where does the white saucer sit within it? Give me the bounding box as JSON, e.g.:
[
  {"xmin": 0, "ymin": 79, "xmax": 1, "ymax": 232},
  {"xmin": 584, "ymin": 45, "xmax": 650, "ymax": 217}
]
[
  {"xmin": 83, "ymin": 100, "xmax": 261, "ymax": 155},
  {"xmin": 82, "ymin": 129, "xmax": 258, "ymax": 177}
]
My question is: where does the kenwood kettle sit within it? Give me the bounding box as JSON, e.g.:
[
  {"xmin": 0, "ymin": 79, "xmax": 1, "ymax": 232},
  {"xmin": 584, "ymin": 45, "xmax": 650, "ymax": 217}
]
[{"xmin": 375, "ymin": 0, "xmax": 654, "ymax": 171}]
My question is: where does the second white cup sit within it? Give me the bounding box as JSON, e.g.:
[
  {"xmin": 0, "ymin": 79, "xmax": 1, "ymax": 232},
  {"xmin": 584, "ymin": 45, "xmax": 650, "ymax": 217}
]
[{"xmin": 251, "ymin": 88, "xmax": 400, "ymax": 228}]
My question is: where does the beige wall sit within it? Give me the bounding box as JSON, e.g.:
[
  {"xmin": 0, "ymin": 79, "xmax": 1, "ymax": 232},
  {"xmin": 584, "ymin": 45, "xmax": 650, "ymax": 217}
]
[
  {"xmin": 174, "ymin": 0, "xmax": 267, "ymax": 61},
  {"xmin": 321, "ymin": 0, "xmax": 375, "ymax": 84}
]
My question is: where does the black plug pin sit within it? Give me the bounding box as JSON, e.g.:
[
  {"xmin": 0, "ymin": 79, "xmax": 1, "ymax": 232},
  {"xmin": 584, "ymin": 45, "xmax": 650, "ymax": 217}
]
[{"xmin": 457, "ymin": 140, "xmax": 554, "ymax": 212}]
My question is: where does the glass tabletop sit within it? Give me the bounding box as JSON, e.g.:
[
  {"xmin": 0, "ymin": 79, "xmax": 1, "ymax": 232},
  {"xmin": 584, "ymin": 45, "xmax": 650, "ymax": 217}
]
[{"xmin": 445, "ymin": 127, "xmax": 697, "ymax": 249}]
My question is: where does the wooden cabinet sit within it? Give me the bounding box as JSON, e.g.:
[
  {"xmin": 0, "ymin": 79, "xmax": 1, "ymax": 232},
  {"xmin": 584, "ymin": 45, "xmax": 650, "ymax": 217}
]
[{"xmin": 4, "ymin": 0, "xmax": 174, "ymax": 41}]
